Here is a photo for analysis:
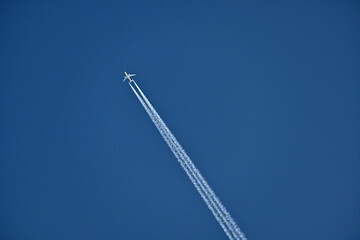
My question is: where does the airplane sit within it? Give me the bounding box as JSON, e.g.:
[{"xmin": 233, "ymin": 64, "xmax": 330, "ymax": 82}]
[{"xmin": 123, "ymin": 72, "xmax": 136, "ymax": 82}]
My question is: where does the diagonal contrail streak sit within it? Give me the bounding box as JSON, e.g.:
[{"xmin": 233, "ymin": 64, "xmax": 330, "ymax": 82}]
[
  {"xmin": 132, "ymin": 81, "xmax": 246, "ymax": 240},
  {"xmin": 132, "ymin": 82, "xmax": 242, "ymax": 239},
  {"xmin": 129, "ymin": 81, "xmax": 246, "ymax": 240},
  {"xmin": 130, "ymin": 82, "xmax": 244, "ymax": 240},
  {"xmin": 129, "ymin": 83, "xmax": 235, "ymax": 239}
]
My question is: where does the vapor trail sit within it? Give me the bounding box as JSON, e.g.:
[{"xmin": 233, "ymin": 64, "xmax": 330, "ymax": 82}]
[
  {"xmin": 132, "ymin": 81, "xmax": 246, "ymax": 240},
  {"xmin": 129, "ymin": 83, "xmax": 235, "ymax": 239},
  {"xmin": 130, "ymin": 81, "xmax": 246, "ymax": 240},
  {"xmin": 132, "ymin": 82, "xmax": 243, "ymax": 239},
  {"xmin": 130, "ymin": 82, "xmax": 244, "ymax": 240}
]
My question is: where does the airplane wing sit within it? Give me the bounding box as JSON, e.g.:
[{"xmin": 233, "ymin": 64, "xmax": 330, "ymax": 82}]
[{"xmin": 129, "ymin": 74, "xmax": 136, "ymax": 77}]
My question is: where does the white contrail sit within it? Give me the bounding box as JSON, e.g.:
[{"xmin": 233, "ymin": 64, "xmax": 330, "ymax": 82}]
[
  {"xmin": 129, "ymin": 83, "xmax": 235, "ymax": 239},
  {"xmin": 132, "ymin": 82, "xmax": 242, "ymax": 239},
  {"xmin": 130, "ymin": 81, "xmax": 246, "ymax": 240},
  {"xmin": 132, "ymin": 89, "xmax": 240, "ymax": 240},
  {"xmin": 131, "ymin": 81, "xmax": 245, "ymax": 240},
  {"xmin": 132, "ymin": 81, "xmax": 246, "ymax": 240}
]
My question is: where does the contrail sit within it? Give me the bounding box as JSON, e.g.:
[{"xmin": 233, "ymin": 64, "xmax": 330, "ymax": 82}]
[
  {"xmin": 130, "ymin": 81, "xmax": 245, "ymax": 240},
  {"xmin": 129, "ymin": 81, "xmax": 247, "ymax": 240},
  {"xmin": 129, "ymin": 83, "xmax": 235, "ymax": 239},
  {"xmin": 133, "ymin": 81, "xmax": 246, "ymax": 240}
]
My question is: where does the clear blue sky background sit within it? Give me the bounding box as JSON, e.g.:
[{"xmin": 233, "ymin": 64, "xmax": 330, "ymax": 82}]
[{"xmin": 1, "ymin": 1, "xmax": 359, "ymax": 239}]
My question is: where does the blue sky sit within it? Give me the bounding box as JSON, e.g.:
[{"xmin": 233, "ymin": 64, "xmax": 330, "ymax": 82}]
[{"xmin": 1, "ymin": 1, "xmax": 359, "ymax": 239}]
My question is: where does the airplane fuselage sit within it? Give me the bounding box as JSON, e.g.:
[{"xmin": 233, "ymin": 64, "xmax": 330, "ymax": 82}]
[{"xmin": 124, "ymin": 71, "xmax": 134, "ymax": 82}]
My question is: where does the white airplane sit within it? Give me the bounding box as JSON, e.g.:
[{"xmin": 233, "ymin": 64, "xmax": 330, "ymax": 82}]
[{"xmin": 123, "ymin": 72, "xmax": 136, "ymax": 82}]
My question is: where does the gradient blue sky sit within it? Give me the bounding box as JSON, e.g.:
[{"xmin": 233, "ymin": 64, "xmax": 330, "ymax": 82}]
[{"xmin": 1, "ymin": 1, "xmax": 359, "ymax": 239}]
